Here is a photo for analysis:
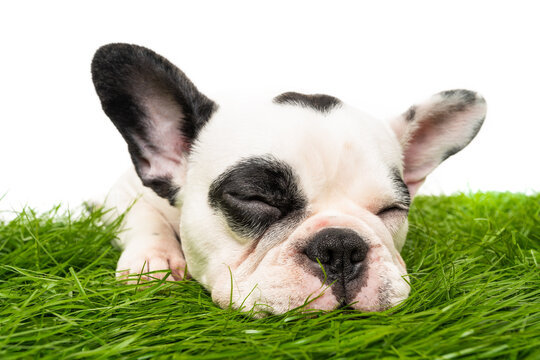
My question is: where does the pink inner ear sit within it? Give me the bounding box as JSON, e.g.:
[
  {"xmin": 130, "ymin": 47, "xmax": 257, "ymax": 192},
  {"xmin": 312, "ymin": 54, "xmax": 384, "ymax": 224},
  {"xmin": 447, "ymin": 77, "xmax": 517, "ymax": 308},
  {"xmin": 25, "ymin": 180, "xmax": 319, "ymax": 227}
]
[
  {"xmin": 404, "ymin": 179, "xmax": 425, "ymax": 198},
  {"xmin": 402, "ymin": 142, "xmax": 442, "ymax": 196},
  {"xmin": 138, "ymin": 93, "xmax": 189, "ymax": 179},
  {"xmin": 401, "ymin": 122, "xmax": 444, "ymax": 197}
]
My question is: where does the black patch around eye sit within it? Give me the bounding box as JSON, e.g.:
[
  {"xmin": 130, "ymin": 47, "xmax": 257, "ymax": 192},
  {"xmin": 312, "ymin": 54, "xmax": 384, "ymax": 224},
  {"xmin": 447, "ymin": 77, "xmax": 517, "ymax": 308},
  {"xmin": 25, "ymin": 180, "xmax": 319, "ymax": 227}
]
[{"xmin": 208, "ymin": 155, "xmax": 307, "ymax": 237}]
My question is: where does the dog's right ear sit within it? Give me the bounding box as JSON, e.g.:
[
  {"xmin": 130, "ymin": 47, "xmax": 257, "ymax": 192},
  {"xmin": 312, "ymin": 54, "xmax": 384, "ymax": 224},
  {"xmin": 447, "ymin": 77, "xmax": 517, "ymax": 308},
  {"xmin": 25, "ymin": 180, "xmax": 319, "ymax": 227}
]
[
  {"xmin": 91, "ymin": 43, "xmax": 217, "ymax": 205},
  {"xmin": 389, "ymin": 89, "xmax": 486, "ymax": 197}
]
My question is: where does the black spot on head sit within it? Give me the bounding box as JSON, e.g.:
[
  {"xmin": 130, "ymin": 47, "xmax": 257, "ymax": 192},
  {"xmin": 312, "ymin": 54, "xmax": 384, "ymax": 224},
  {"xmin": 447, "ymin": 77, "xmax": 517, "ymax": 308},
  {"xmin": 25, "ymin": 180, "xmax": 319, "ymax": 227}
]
[
  {"xmin": 273, "ymin": 92, "xmax": 341, "ymax": 114},
  {"xmin": 208, "ymin": 155, "xmax": 307, "ymax": 238}
]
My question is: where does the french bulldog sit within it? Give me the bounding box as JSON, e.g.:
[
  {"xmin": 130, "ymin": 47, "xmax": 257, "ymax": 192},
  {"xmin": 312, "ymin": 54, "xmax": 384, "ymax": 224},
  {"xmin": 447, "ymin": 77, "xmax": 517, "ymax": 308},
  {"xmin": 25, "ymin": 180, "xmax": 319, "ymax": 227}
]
[{"xmin": 91, "ymin": 43, "xmax": 486, "ymax": 315}]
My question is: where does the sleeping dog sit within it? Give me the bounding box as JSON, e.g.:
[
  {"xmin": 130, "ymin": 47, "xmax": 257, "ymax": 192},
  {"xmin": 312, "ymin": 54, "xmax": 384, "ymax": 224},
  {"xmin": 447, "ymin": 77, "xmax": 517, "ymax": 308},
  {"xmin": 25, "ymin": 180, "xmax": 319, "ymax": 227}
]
[{"xmin": 91, "ymin": 43, "xmax": 486, "ymax": 314}]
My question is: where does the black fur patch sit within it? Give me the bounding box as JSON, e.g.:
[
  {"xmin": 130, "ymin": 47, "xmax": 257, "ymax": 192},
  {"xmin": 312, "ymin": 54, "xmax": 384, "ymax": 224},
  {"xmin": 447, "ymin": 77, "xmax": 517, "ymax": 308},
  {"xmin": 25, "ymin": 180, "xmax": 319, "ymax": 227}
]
[
  {"xmin": 404, "ymin": 106, "xmax": 416, "ymax": 122},
  {"xmin": 391, "ymin": 168, "xmax": 411, "ymax": 207},
  {"xmin": 438, "ymin": 89, "xmax": 484, "ymax": 112},
  {"xmin": 208, "ymin": 155, "xmax": 307, "ymax": 238},
  {"xmin": 145, "ymin": 177, "xmax": 181, "ymax": 206},
  {"xmin": 273, "ymin": 92, "xmax": 341, "ymax": 113},
  {"xmin": 441, "ymin": 146, "xmax": 462, "ymax": 162},
  {"xmin": 439, "ymin": 89, "xmax": 478, "ymax": 104},
  {"xmin": 91, "ymin": 43, "xmax": 217, "ymax": 204}
]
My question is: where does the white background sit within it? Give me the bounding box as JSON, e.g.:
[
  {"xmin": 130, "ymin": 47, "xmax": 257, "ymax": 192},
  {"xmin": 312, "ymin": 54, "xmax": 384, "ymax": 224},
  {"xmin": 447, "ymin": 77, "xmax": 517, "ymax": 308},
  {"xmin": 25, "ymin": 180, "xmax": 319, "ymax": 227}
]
[{"xmin": 1, "ymin": 0, "xmax": 539, "ymax": 214}]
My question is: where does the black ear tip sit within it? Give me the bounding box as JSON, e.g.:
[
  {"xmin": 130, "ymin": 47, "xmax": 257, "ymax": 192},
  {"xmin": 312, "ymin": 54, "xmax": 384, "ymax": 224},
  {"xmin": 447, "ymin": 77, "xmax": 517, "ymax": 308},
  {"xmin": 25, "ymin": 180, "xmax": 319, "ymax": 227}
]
[
  {"xmin": 93, "ymin": 43, "xmax": 139, "ymax": 58},
  {"xmin": 91, "ymin": 43, "xmax": 156, "ymax": 94},
  {"xmin": 91, "ymin": 43, "xmax": 123, "ymax": 81},
  {"xmin": 92, "ymin": 43, "xmax": 128, "ymax": 65},
  {"xmin": 438, "ymin": 89, "xmax": 486, "ymax": 106},
  {"xmin": 92, "ymin": 43, "xmax": 161, "ymax": 61},
  {"xmin": 91, "ymin": 43, "xmax": 149, "ymax": 75}
]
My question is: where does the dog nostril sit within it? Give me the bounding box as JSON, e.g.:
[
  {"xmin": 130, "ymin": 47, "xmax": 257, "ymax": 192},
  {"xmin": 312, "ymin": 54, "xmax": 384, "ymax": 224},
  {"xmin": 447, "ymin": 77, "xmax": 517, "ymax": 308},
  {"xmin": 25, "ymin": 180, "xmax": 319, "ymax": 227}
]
[
  {"xmin": 305, "ymin": 248, "xmax": 333, "ymax": 265},
  {"xmin": 320, "ymin": 250, "xmax": 332, "ymax": 264}
]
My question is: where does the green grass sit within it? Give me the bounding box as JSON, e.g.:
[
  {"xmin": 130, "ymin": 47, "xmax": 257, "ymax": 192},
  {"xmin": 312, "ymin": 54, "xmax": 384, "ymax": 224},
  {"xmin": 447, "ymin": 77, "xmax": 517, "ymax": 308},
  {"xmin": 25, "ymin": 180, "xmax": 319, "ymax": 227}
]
[{"xmin": 1, "ymin": 193, "xmax": 539, "ymax": 359}]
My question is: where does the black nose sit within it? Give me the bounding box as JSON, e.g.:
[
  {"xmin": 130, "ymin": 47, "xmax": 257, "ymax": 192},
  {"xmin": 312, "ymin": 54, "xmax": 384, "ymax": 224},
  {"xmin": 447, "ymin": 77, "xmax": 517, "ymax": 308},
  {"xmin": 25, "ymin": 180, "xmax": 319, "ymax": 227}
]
[{"xmin": 304, "ymin": 228, "xmax": 369, "ymax": 282}]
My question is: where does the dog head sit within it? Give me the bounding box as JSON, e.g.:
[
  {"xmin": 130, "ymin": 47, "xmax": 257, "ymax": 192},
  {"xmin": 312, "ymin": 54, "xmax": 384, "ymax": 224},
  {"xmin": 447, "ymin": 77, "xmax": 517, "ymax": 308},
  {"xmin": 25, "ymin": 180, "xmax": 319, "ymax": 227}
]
[{"xmin": 92, "ymin": 44, "xmax": 486, "ymax": 314}]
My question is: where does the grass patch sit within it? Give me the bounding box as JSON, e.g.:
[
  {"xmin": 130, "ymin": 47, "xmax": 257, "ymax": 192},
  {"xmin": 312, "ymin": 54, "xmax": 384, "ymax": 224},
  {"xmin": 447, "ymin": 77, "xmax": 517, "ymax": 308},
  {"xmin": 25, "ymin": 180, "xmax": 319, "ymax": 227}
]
[{"xmin": 0, "ymin": 193, "xmax": 539, "ymax": 359}]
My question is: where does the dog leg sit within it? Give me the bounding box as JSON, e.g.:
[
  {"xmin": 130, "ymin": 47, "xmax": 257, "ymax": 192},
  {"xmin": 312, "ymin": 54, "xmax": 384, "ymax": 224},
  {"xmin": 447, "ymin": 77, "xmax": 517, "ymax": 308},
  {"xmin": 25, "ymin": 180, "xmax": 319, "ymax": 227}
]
[{"xmin": 105, "ymin": 170, "xmax": 186, "ymax": 283}]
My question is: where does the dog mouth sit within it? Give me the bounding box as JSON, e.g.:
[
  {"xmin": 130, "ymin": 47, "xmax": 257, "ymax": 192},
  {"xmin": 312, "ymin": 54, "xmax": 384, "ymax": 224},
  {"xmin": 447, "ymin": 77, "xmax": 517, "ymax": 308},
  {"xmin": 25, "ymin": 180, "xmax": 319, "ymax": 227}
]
[{"xmin": 211, "ymin": 218, "xmax": 409, "ymax": 314}]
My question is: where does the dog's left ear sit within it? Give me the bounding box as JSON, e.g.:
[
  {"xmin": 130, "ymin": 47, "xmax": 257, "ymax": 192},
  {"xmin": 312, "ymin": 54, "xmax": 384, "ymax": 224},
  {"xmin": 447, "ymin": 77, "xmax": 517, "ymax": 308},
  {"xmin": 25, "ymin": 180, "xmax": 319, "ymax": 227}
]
[{"xmin": 390, "ymin": 89, "xmax": 487, "ymax": 197}]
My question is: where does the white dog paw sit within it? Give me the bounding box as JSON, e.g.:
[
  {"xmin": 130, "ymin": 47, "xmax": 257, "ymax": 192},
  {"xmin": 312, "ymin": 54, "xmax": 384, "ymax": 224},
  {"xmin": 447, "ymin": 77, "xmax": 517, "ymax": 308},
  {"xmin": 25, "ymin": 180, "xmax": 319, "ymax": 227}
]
[{"xmin": 116, "ymin": 247, "xmax": 188, "ymax": 284}]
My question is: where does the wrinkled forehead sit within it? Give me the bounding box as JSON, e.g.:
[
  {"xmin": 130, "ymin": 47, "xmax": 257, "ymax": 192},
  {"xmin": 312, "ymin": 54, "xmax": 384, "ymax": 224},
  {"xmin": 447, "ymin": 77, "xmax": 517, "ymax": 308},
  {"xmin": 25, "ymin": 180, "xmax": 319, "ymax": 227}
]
[{"xmin": 191, "ymin": 94, "xmax": 402, "ymax": 195}]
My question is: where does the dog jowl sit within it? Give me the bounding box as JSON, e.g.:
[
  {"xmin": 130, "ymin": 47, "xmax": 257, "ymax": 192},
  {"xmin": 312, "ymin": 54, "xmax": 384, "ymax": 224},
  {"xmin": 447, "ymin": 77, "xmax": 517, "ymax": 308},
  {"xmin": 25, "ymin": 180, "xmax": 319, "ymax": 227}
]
[{"xmin": 91, "ymin": 43, "xmax": 486, "ymax": 315}]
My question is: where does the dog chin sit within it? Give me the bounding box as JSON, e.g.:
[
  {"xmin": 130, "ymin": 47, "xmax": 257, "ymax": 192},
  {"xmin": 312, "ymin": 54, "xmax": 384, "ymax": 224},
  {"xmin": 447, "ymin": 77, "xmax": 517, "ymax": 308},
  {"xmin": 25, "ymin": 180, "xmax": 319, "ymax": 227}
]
[{"xmin": 211, "ymin": 282, "xmax": 409, "ymax": 317}]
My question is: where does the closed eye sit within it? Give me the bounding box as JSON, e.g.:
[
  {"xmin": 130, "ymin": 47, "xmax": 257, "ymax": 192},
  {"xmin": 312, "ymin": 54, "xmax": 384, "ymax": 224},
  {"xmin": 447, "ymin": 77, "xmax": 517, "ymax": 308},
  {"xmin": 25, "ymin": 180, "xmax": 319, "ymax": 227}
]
[
  {"xmin": 377, "ymin": 204, "xmax": 409, "ymax": 216},
  {"xmin": 223, "ymin": 192, "xmax": 282, "ymax": 216},
  {"xmin": 220, "ymin": 192, "xmax": 283, "ymax": 233},
  {"xmin": 227, "ymin": 192, "xmax": 276, "ymax": 206}
]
